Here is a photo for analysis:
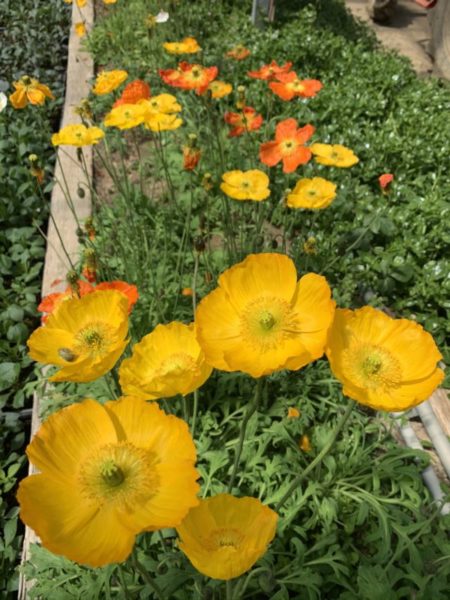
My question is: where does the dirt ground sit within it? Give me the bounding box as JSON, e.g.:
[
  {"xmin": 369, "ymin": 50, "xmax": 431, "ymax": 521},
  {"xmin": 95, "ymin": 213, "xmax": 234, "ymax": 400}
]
[{"xmin": 345, "ymin": 0, "xmax": 435, "ymax": 76}]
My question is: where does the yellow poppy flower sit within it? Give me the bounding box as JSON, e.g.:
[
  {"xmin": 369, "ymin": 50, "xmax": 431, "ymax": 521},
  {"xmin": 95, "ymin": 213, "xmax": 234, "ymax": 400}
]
[
  {"xmin": 9, "ymin": 76, "xmax": 54, "ymax": 109},
  {"xmin": 92, "ymin": 69, "xmax": 128, "ymax": 95},
  {"xmin": 208, "ymin": 80, "xmax": 233, "ymax": 99},
  {"xmin": 220, "ymin": 170, "xmax": 270, "ymax": 202},
  {"xmin": 51, "ymin": 124, "xmax": 104, "ymax": 147},
  {"xmin": 326, "ymin": 307, "xmax": 444, "ymax": 411},
  {"xmin": 139, "ymin": 95, "xmax": 183, "ymax": 131},
  {"xmin": 163, "ymin": 37, "xmax": 201, "ymax": 54},
  {"xmin": 287, "ymin": 177, "xmax": 337, "ymax": 209},
  {"xmin": 76, "ymin": 0, "xmax": 87, "ymax": 7},
  {"xmin": 195, "ymin": 253, "xmax": 335, "ymax": 377},
  {"xmin": 103, "ymin": 0, "xmax": 117, "ymax": 5},
  {"xmin": 145, "ymin": 112, "xmax": 183, "ymax": 132},
  {"xmin": 140, "ymin": 94, "xmax": 182, "ymax": 114},
  {"xmin": 17, "ymin": 396, "xmax": 199, "ymax": 567},
  {"xmin": 27, "ymin": 290, "xmax": 129, "ymax": 382},
  {"xmin": 74, "ymin": 22, "xmax": 86, "ymax": 37},
  {"xmin": 104, "ymin": 103, "xmax": 146, "ymax": 129},
  {"xmin": 119, "ymin": 322, "xmax": 212, "ymax": 400},
  {"xmin": 310, "ymin": 143, "xmax": 359, "ymax": 167},
  {"xmin": 177, "ymin": 494, "xmax": 278, "ymax": 580}
]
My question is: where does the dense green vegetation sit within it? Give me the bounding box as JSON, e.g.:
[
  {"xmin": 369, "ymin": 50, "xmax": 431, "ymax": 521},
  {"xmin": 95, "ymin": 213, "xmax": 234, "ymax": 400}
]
[{"xmin": 0, "ymin": 0, "xmax": 70, "ymax": 595}]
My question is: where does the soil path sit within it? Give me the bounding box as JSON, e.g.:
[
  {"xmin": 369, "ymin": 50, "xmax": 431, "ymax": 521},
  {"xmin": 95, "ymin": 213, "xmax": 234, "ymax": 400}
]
[{"xmin": 345, "ymin": 0, "xmax": 435, "ymax": 76}]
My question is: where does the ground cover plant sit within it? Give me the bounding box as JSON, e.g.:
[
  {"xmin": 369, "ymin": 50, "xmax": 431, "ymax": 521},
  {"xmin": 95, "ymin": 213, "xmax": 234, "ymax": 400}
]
[
  {"xmin": 0, "ymin": 0, "xmax": 70, "ymax": 594},
  {"xmin": 12, "ymin": 0, "xmax": 450, "ymax": 598}
]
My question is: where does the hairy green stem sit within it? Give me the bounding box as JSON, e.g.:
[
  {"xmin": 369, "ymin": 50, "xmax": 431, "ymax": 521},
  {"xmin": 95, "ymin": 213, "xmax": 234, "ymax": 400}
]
[
  {"xmin": 227, "ymin": 378, "xmax": 264, "ymax": 493},
  {"xmin": 132, "ymin": 553, "xmax": 165, "ymax": 600}
]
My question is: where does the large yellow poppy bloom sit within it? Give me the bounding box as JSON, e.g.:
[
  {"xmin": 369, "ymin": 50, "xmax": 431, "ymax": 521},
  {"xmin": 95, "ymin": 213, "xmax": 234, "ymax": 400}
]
[
  {"xmin": 104, "ymin": 103, "xmax": 146, "ymax": 129},
  {"xmin": 119, "ymin": 322, "xmax": 212, "ymax": 400},
  {"xmin": 326, "ymin": 307, "xmax": 444, "ymax": 411},
  {"xmin": 177, "ymin": 494, "xmax": 278, "ymax": 580},
  {"xmin": 51, "ymin": 124, "xmax": 105, "ymax": 147},
  {"xmin": 9, "ymin": 76, "xmax": 54, "ymax": 109},
  {"xmin": 27, "ymin": 290, "xmax": 129, "ymax": 382},
  {"xmin": 17, "ymin": 397, "xmax": 200, "ymax": 567},
  {"xmin": 310, "ymin": 143, "xmax": 359, "ymax": 168},
  {"xmin": 92, "ymin": 69, "xmax": 128, "ymax": 95},
  {"xmin": 195, "ymin": 253, "xmax": 335, "ymax": 377},
  {"xmin": 220, "ymin": 170, "xmax": 270, "ymax": 202},
  {"xmin": 286, "ymin": 177, "xmax": 337, "ymax": 209},
  {"xmin": 163, "ymin": 37, "xmax": 201, "ymax": 54}
]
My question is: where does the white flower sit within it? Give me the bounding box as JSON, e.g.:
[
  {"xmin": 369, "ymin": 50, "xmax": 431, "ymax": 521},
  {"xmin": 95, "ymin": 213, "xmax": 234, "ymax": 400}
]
[
  {"xmin": 155, "ymin": 10, "xmax": 169, "ymax": 23},
  {"xmin": 0, "ymin": 92, "xmax": 7, "ymax": 113}
]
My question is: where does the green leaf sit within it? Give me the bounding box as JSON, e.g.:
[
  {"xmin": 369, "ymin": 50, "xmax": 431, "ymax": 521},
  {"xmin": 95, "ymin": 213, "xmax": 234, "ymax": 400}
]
[{"xmin": 0, "ymin": 362, "xmax": 20, "ymax": 392}]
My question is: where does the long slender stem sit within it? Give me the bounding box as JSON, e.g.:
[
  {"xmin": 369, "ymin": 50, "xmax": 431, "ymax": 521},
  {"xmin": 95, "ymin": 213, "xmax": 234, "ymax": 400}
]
[
  {"xmin": 227, "ymin": 378, "xmax": 264, "ymax": 493},
  {"xmin": 132, "ymin": 553, "xmax": 165, "ymax": 600},
  {"xmin": 117, "ymin": 565, "xmax": 132, "ymax": 600},
  {"xmin": 274, "ymin": 401, "xmax": 355, "ymax": 512},
  {"xmin": 226, "ymin": 579, "xmax": 233, "ymax": 600},
  {"xmin": 322, "ymin": 213, "xmax": 379, "ymax": 273}
]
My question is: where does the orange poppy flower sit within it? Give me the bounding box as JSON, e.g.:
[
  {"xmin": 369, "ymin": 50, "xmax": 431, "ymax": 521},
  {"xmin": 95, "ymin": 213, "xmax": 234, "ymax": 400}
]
[
  {"xmin": 38, "ymin": 281, "xmax": 94, "ymax": 315},
  {"xmin": 159, "ymin": 62, "xmax": 218, "ymax": 95},
  {"xmin": 113, "ymin": 80, "xmax": 151, "ymax": 108},
  {"xmin": 269, "ymin": 71, "xmax": 322, "ymax": 101},
  {"xmin": 226, "ymin": 45, "xmax": 251, "ymax": 60},
  {"xmin": 259, "ymin": 118, "xmax": 315, "ymax": 173},
  {"xmin": 95, "ymin": 281, "xmax": 139, "ymax": 313},
  {"xmin": 183, "ymin": 146, "xmax": 201, "ymax": 170},
  {"xmin": 224, "ymin": 106, "xmax": 263, "ymax": 137},
  {"xmin": 38, "ymin": 280, "xmax": 138, "ymax": 318},
  {"xmin": 248, "ymin": 60, "xmax": 293, "ymax": 81},
  {"xmin": 379, "ymin": 173, "xmax": 394, "ymax": 190}
]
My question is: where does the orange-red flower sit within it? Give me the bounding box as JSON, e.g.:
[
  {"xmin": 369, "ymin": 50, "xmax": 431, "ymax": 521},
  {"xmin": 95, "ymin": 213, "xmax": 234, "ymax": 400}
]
[
  {"xmin": 95, "ymin": 281, "xmax": 139, "ymax": 313},
  {"xmin": 248, "ymin": 60, "xmax": 293, "ymax": 80},
  {"xmin": 159, "ymin": 62, "xmax": 218, "ymax": 95},
  {"xmin": 269, "ymin": 72, "xmax": 322, "ymax": 101},
  {"xmin": 259, "ymin": 118, "xmax": 315, "ymax": 173},
  {"xmin": 226, "ymin": 45, "xmax": 251, "ymax": 60},
  {"xmin": 183, "ymin": 146, "xmax": 201, "ymax": 170},
  {"xmin": 379, "ymin": 173, "xmax": 394, "ymax": 190},
  {"xmin": 38, "ymin": 280, "xmax": 138, "ymax": 319},
  {"xmin": 224, "ymin": 106, "xmax": 263, "ymax": 137},
  {"xmin": 113, "ymin": 80, "xmax": 151, "ymax": 108},
  {"xmin": 38, "ymin": 281, "xmax": 94, "ymax": 316}
]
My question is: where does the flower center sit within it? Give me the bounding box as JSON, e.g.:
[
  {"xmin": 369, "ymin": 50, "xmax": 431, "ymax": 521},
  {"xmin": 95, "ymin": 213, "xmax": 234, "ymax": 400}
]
[
  {"xmin": 344, "ymin": 343, "xmax": 402, "ymax": 391},
  {"xmin": 240, "ymin": 295, "xmax": 297, "ymax": 351},
  {"xmin": 281, "ymin": 139, "xmax": 296, "ymax": 154},
  {"xmin": 101, "ymin": 460, "xmax": 125, "ymax": 487},
  {"xmin": 307, "ymin": 189, "xmax": 317, "ymax": 197},
  {"xmin": 259, "ymin": 310, "xmax": 276, "ymax": 330},
  {"xmin": 240, "ymin": 179, "xmax": 251, "ymax": 190},
  {"xmin": 73, "ymin": 321, "xmax": 114, "ymax": 357},
  {"xmin": 79, "ymin": 442, "xmax": 159, "ymax": 508},
  {"xmin": 158, "ymin": 352, "xmax": 197, "ymax": 377},
  {"xmin": 292, "ymin": 81, "xmax": 304, "ymax": 92},
  {"xmin": 206, "ymin": 528, "xmax": 244, "ymax": 551}
]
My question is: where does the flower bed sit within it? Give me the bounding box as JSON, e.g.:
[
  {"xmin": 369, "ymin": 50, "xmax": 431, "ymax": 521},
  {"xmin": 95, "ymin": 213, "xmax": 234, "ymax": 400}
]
[{"xmin": 16, "ymin": 0, "xmax": 450, "ymax": 598}]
